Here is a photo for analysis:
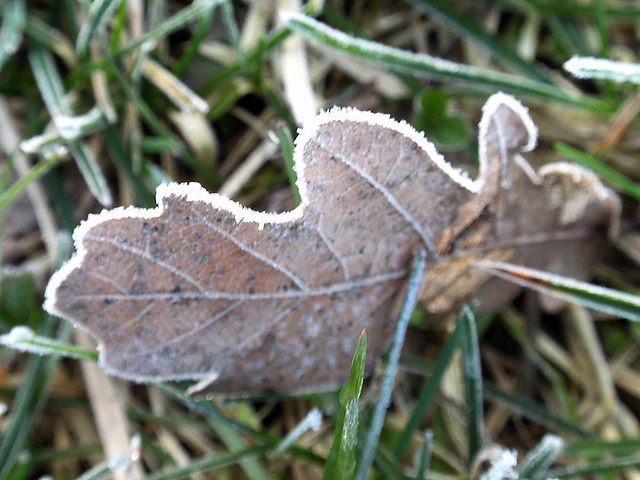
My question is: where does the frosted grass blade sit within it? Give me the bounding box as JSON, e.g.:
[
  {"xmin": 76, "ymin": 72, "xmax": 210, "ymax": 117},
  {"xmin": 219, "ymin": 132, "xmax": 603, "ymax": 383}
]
[
  {"xmin": 272, "ymin": 409, "xmax": 322, "ymax": 456},
  {"xmin": 0, "ymin": 320, "xmax": 62, "ymax": 478},
  {"xmin": 518, "ymin": 434, "xmax": 564, "ymax": 479},
  {"xmin": 0, "ymin": 326, "xmax": 99, "ymax": 361},
  {"xmin": 0, "ymin": 0, "xmax": 26, "ymax": 72},
  {"xmin": 355, "ymin": 249, "xmax": 427, "ymax": 480},
  {"xmin": 65, "ymin": 139, "xmax": 113, "ymax": 207},
  {"xmin": 29, "ymin": 47, "xmax": 113, "ymax": 206},
  {"xmin": 76, "ymin": 0, "xmax": 121, "ymax": 56},
  {"xmin": 474, "ymin": 260, "xmax": 640, "ymax": 322},
  {"xmin": 564, "ymin": 56, "xmax": 640, "ymax": 84},
  {"xmin": 56, "ymin": 105, "xmax": 108, "ymax": 140},
  {"xmin": 416, "ymin": 430, "xmax": 434, "ymax": 480},
  {"xmin": 284, "ymin": 13, "xmax": 607, "ymax": 111},
  {"xmin": 478, "ymin": 448, "xmax": 517, "ymax": 480}
]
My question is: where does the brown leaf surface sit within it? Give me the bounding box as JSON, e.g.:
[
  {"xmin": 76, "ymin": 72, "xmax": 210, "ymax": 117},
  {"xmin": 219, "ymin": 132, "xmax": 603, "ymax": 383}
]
[{"xmin": 44, "ymin": 94, "xmax": 620, "ymax": 394}]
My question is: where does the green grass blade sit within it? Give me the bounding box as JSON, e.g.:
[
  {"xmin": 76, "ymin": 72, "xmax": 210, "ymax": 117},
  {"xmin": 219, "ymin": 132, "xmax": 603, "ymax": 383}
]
[
  {"xmin": 101, "ymin": 60, "xmax": 179, "ymax": 147},
  {"xmin": 518, "ymin": 434, "xmax": 564, "ymax": 479},
  {"xmin": 197, "ymin": 1, "xmax": 323, "ymax": 98},
  {"xmin": 483, "ymin": 382, "xmax": 593, "ymax": 438},
  {"xmin": 0, "ymin": 235, "xmax": 73, "ymax": 478},
  {"xmin": 283, "ymin": 13, "xmax": 608, "ymax": 112},
  {"xmin": 325, "ymin": 330, "xmax": 367, "ymax": 480},
  {"xmin": 154, "ymin": 383, "xmax": 324, "ymax": 465},
  {"xmin": 516, "ymin": 0, "xmax": 640, "ymax": 18},
  {"xmin": 0, "ymin": 151, "xmax": 63, "ymax": 216},
  {"xmin": 155, "ymin": 384, "xmax": 265, "ymax": 437},
  {"xmin": 547, "ymin": 455, "xmax": 640, "ymax": 478},
  {"xmin": 28, "ymin": 47, "xmax": 66, "ymax": 117},
  {"xmin": 340, "ymin": 330, "xmax": 367, "ymax": 404},
  {"xmin": 273, "ymin": 124, "xmax": 301, "ymax": 206},
  {"xmin": 220, "ymin": 0, "xmax": 243, "ymax": 60},
  {"xmin": 65, "ymin": 139, "xmax": 113, "ymax": 207},
  {"xmin": 0, "ymin": 318, "xmax": 67, "ymax": 478},
  {"xmin": 461, "ymin": 306, "xmax": 484, "ymax": 470},
  {"xmin": 75, "ymin": 0, "xmax": 121, "ymax": 56},
  {"xmin": 171, "ymin": 4, "xmax": 214, "ymax": 77},
  {"xmin": 0, "ymin": 0, "xmax": 26, "ymax": 72},
  {"xmin": 404, "ymin": 0, "xmax": 552, "ymax": 83},
  {"xmin": 207, "ymin": 416, "xmax": 271, "ymax": 480},
  {"xmin": 474, "ymin": 260, "xmax": 640, "ymax": 322},
  {"xmin": 158, "ymin": 386, "xmax": 321, "ymax": 479},
  {"xmin": 393, "ymin": 320, "xmax": 464, "ymax": 458},
  {"xmin": 324, "ymin": 396, "xmax": 359, "ymax": 480},
  {"xmin": 117, "ymin": 0, "xmax": 223, "ymax": 59},
  {"xmin": 554, "ymin": 142, "xmax": 640, "ymax": 201},
  {"xmin": 144, "ymin": 446, "xmax": 272, "ymax": 480},
  {"xmin": 564, "ymin": 438, "xmax": 640, "ymax": 456},
  {"xmin": 28, "ymin": 443, "xmax": 102, "ymax": 467},
  {"xmin": 68, "ymin": 0, "xmax": 223, "ymax": 81},
  {"xmin": 354, "ymin": 249, "xmax": 427, "ymax": 480},
  {"xmin": 564, "ymin": 56, "xmax": 640, "ymax": 83},
  {"xmin": 0, "ymin": 326, "xmax": 99, "ymax": 361}
]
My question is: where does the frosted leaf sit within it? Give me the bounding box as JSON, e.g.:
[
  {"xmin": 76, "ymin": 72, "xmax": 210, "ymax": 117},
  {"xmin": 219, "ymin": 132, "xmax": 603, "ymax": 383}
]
[{"xmin": 44, "ymin": 94, "xmax": 620, "ymax": 395}]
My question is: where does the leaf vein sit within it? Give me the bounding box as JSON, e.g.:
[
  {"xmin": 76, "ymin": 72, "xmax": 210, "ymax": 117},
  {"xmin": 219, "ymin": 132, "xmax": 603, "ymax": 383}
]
[
  {"xmin": 186, "ymin": 204, "xmax": 310, "ymax": 292},
  {"xmin": 323, "ymin": 144, "xmax": 438, "ymax": 257},
  {"xmin": 85, "ymin": 234, "xmax": 205, "ymax": 292}
]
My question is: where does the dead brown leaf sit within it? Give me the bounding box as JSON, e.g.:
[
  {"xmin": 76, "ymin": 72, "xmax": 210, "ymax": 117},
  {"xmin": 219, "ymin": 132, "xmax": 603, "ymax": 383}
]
[{"xmin": 44, "ymin": 94, "xmax": 620, "ymax": 394}]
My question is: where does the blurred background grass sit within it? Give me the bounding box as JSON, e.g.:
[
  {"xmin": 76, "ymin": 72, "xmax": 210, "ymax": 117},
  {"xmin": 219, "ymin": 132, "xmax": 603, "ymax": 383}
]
[{"xmin": 1, "ymin": 0, "xmax": 640, "ymax": 479}]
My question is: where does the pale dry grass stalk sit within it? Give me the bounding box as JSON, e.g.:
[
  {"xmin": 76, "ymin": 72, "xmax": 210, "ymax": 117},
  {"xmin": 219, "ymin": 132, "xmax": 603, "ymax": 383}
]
[
  {"xmin": 75, "ymin": 331, "xmax": 144, "ymax": 480},
  {"xmin": 0, "ymin": 97, "xmax": 59, "ymax": 266},
  {"xmin": 277, "ymin": 0, "xmax": 317, "ymax": 125},
  {"xmin": 90, "ymin": 41, "xmax": 117, "ymax": 123},
  {"xmin": 147, "ymin": 387, "xmax": 209, "ymax": 480},
  {"xmin": 216, "ymin": 107, "xmax": 274, "ymax": 200},
  {"xmin": 218, "ymin": 139, "xmax": 278, "ymax": 199}
]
